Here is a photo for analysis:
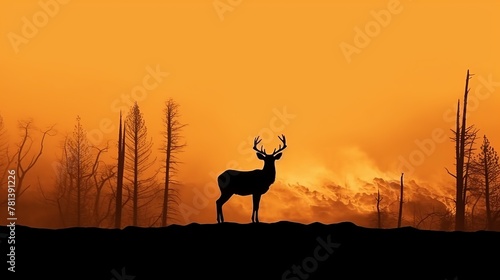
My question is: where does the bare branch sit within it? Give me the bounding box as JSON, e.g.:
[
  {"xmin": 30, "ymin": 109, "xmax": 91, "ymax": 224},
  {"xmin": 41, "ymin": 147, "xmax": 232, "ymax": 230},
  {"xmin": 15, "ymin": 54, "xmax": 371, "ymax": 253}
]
[{"xmin": 445, "ymin": 167, "xmax": 457, "ymax": 178}]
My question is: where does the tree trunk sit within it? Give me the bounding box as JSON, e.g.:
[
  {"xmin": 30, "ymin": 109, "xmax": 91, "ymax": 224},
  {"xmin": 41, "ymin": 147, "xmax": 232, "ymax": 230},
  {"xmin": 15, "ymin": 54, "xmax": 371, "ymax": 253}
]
[
  {"xmin": 471, "ymin": 192, "xmax": 482, "ymax": 230},
  {"xmin": 115, "ymin": 112, "xmax": 125, "ymax": 228},
  {"xmin": 123, "ymin": 102, "xmax": 156, "ymax": 227},
  {"xmin": 77, "ymin": 145, "xmax": 82, "ymax": 227},
  {"xmin": 133, "ymin": 128, "xmax": 139, "ymax": 226},
  {"xmin": 483, "ymin": 143, "xmax": 492, "ymax": 229},
  {"xmin": 398, "ymin": 173, "xmax": 404, "ymax": 228},
  {"xmin": 162, "ymin": 113, "xmax": 172, "ymax": 227},
  {"xmin": 455, "ymin": 69, "xmax": 470, "ymax": 231},
  {"xmin": 376, "ymin": 188, "xmax": 382, "ymax": 228}
]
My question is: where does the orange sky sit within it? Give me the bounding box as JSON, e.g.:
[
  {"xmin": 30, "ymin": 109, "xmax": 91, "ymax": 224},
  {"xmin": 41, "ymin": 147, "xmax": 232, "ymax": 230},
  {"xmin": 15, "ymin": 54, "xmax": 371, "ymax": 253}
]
[{"xmin": 1, "ymin": 0, "xmax": 499, "ymax": 227}]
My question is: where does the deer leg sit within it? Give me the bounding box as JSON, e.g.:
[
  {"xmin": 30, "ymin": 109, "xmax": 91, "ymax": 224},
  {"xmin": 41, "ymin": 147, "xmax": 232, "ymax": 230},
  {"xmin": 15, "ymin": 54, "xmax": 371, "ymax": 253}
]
[
  {"xmin": 216, "ymin": 192, "xmax": 233, "ymax": 223},
  {"xmin": 252, "ymin": 194, "xmax": 262, "ymax": 223}
]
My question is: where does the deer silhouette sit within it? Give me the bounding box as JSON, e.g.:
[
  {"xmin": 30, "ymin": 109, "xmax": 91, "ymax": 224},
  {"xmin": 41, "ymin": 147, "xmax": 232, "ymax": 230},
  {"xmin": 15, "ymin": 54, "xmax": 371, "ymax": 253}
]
[{"xmin": 216, "ymin": 134, "xmax": 287, "ymax": 223}]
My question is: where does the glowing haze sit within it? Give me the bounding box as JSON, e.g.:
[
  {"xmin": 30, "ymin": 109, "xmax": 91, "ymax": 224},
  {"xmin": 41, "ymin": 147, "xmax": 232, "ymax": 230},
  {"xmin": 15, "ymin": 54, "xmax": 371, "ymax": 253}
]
[{"xmin": 0, "ymin": 0, "xmax": 499, "ymax": 228}]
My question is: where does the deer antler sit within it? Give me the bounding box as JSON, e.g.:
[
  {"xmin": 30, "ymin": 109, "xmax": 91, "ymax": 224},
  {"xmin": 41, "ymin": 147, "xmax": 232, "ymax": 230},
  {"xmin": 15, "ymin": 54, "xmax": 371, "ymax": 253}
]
[
  {"xmin": 253, "ymin": 136, "xmax": 267, "ymax": 155},
  {"xmin": 271, "ymin": 134, "xmax": 287, "ymax": 156}
]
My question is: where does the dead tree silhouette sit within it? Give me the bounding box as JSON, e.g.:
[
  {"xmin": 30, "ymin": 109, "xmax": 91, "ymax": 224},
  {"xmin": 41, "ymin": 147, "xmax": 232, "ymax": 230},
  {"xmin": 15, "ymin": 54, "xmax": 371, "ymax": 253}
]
[{"xmin": 216, "ymin": 134, "xmax": 287, "ymax": 223}]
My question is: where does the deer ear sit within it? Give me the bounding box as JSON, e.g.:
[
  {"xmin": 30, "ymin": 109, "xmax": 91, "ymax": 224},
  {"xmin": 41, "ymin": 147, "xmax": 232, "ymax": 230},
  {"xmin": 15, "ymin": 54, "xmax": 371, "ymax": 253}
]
[
  {"xmin": 256, "ymin": 153, "xmax": 266, "ymax": 160},
  {"xmin": 274, "ymin": 153, "xmax": 282, "ymax": 160}
]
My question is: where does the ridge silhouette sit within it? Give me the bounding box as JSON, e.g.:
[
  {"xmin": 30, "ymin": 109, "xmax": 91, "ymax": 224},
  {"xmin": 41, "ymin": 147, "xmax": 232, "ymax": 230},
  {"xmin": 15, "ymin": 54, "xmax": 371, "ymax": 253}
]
[{"xmin": 4, "ymin": 222, "xmax": 499, "ymax": 279}]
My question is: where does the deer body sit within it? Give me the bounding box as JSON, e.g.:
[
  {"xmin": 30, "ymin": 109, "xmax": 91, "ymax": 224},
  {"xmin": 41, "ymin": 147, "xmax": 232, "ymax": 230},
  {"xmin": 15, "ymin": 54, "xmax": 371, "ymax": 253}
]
[
  {"xmin": 216, "ymin": 135, "xmax": 286, "ymax": 224},
  {"xmin": 219, "ymin": 166, "xmax": 276, "ymax": 196}
]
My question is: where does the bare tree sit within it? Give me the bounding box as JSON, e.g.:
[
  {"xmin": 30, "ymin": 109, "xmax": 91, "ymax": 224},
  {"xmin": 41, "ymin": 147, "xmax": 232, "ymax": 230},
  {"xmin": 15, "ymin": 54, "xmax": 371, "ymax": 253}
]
[
  {"xmin": 467, "ymin": 181, "xmax": 484, "ymax": 230},
  {"xmin": 0, "ymin": 119, "xmax": 56, "ymax": 207},
  {"xmin": 43, "ymin": 136, "xmax": 74, "ymax": 227},
  {"xmin": 412, "ymin": 205, "xmax": 449, "ymax": 230},
  {"xmin": 375, "ymin": 187, "xmax": 383, "ymax": 228},
  {"xmin": 89, "ymin": 146, "xmax": 115, "ymax": 227},
  {"xmin": 397, "ymin": 173, "xmax": 404, "ymax": 228},
  {"xmin": 66, "ymin": 116, "xmax": 96, "ymax": 226},
  {"xmin": 115, "ymin": 111, "xmax": 126, "ymax": 228},
  {"xmin": 446, "ymin": 70, "xmax": 478, "ymax": 231},
  {"xmin": 42, "ymin": 117, "xmax": 113, "ymax": 227},
  {"xmin": 161, "ymin": 98, "xmax": 186, "ymax": 226},
  {"xmin": 124, "ymin": 102, "xmax": 157, "ymax": 226},
  {"xmin": 471, "ymin": 135, "xmax": 500, "ymax": 230}
]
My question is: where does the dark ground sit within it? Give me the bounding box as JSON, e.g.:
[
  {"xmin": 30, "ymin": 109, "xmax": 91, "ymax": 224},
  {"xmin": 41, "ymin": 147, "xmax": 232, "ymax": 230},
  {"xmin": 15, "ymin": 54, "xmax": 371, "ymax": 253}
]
[{"xmin": 1, "ymin": 221, "xmax": 499, "ymax": 280}]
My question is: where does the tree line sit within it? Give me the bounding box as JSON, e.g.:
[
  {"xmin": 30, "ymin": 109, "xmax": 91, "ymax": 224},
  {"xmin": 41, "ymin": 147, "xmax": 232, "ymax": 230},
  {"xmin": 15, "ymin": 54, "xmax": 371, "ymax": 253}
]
[
  {"xmin": 373, "ymin": 70, "xmax": 500, "ymax": 231},
  {"xmin": 448, "ymin": 70, "xmax": 500, "ymax": 231},
  {"xmin": 1, "ymin": 72, "xmax": 499, "ymax": 231},
  {"xmin": 0, "ymin": 98, "xmax": 185, "ymax": 228}
]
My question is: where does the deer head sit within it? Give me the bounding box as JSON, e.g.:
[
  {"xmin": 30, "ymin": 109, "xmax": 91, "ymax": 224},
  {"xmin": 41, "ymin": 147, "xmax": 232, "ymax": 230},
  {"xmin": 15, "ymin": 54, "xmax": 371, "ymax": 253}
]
[{"xmin": 252, "ymin": 134, "xmax": 287, "ymax": 165}]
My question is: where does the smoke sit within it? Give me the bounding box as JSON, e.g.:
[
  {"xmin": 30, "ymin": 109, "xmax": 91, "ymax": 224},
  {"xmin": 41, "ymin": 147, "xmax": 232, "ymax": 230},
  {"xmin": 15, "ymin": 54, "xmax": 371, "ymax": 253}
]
[{"xmin": 176, "ymin": 144, "xmax": 455, "ymax": 229}]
